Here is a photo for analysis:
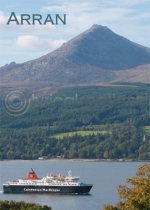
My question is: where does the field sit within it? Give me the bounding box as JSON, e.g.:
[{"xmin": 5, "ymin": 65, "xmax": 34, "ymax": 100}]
[
  {"xmin": 142, "ymin": 126, "xmax": 150, "ymax": 135},
  {"xmin": 52, "ymin": 130, "xmax": 107, "ymax": 139}
]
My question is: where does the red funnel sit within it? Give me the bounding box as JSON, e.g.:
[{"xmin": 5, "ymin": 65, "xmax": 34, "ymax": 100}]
[{"xmin": 27, "ymin": 168, "xmax": 38, "ymax": 180}]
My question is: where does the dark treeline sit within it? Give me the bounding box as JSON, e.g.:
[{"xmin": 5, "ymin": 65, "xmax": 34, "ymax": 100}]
[
  {"xmin": 0, "ymin": 123, "xmax": 149, "ymax": 160},
  {"xmin": 1, "ymin": 84, "xmax": 150, "ymax": 129},
  {"xmin": 0, "ymin": 83, "xmax": 150, "ymax": 160},
  {"xmin": 0, "ymin": 200, "xmax": 51, "ymax": 210}
]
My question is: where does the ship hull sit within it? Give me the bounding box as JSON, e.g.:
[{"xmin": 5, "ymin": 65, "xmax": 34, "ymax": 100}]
[{"xmin": 3, "ymin": 184, "xmax": 93, "ymax": 194}]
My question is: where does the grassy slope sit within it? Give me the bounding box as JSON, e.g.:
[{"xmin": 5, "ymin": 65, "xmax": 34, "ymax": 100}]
[
  {"xmin": 52, "ymin": 130, "xmax": 107, "ymax": 139},
  {"xmin": 142, "ymin": 126, "xmax": 150, "ymax": 135}
]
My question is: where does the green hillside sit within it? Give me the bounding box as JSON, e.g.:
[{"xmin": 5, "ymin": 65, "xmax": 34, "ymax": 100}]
[{"xmin": 0, "ymin": 83, "xmax": 150, "ymax": 160}]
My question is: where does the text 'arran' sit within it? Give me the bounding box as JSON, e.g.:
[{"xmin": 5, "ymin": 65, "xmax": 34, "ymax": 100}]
[{"xmin": 6, "ymin": 12, "xmax": 66, "ymax": 25}]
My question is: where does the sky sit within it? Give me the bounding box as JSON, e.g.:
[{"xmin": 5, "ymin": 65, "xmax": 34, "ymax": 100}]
[{"xmin": 0, "ymin": 0, "xmax": 150, "ymax": 67}]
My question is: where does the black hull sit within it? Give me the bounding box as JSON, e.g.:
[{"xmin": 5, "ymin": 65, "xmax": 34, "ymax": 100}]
[{"xmin": 3, "ymin": 184, "xmax": 93, "ymax": 194}]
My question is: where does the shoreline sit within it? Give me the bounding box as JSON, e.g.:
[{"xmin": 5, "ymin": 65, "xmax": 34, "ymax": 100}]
[{"xmin": 0, "ymin": 158, "xmax": 150, "ymax": 162}]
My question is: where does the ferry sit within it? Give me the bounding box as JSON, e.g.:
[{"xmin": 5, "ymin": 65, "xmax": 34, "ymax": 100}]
[{"xmin": 3, "ymin": 169, "xmax": 93, "ymax": 194}]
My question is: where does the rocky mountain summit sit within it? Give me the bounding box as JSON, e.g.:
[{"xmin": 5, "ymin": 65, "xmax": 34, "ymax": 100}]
[{"xmin": 0, "ymin": 25, "xmax": 150, "ymax": 85}]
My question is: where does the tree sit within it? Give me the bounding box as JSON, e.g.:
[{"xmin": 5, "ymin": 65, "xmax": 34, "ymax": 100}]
[
  {"xmin": 103, "ymin": 164, "xmax": 150, "ymax": 210},
  {"xmin": 0, "ymin": 200, "xmax": 52, "ymax": 210}
]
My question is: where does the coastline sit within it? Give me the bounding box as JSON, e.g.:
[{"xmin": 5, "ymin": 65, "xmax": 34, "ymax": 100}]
[{"xmin": 0, "ymin": 158, "xmax": 150, "ymax": 162}]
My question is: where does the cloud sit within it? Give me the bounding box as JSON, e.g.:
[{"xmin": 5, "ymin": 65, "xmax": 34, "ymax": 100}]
[
  {"xmin": 0, "ymin": 0, "xmax": 149, "ymax": 66},
  {"xmin": 0, "ymin": 11, "xmax": 6, "ymax": 24},
  {"xmin": 50, "ymin": 39, "xmax": 66, "ymax": 48},
  {"xmin": 40, "ymin": 1, "xmax": 147, "ymax": 39},
  {"xmin": 14, "ymin": 35, "xmax": 66, "ymax": 49},
  {"xmin": 0, "ymin": 11, "xmax": 57, "ymax": 35},
  {"xmin": 41, "ymin": 1, "xmax": 149, "ymax": 24},
  {"xmin": 14, "ymin": 35, "xmax": 41, "ymax": 48},
  {"xmin": 41, "ymin": 5, "xmax": 66, "ymax": 11},
  {"xmin": 1, "ymin": 1, "xmax": 149, "ymax": 39}
]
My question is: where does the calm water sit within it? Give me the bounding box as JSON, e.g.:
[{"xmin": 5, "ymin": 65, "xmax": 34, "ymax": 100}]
[{"xmin": 0, "ymin": 161, "xmax": 148, "ymax": 210}]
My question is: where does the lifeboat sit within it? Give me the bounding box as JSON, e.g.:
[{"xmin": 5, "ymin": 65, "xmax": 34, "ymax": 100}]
[{"xmin": 47, "ymin": 174, "xmax": 58, "ymax": 178}]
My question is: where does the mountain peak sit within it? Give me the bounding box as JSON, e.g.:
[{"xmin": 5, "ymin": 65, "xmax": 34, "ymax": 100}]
[
  {"xmin": 0, "ymin": 25, "xmax": 150, "ymax": 84},
  {"xmin": 84, "ymin": 24, "xmax": 111, "ymax": 35},
  {"xmin": 90, "ymin": 24, "xmax": 108, "ymax": 30}
]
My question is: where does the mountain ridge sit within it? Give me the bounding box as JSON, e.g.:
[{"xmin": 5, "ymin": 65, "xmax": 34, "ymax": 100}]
[{"xmin": 0, "ymin": 24, "xmax": 150, "ymax": 85}]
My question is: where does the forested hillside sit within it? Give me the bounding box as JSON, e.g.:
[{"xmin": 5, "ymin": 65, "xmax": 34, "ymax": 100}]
[{"xmin": 0, "ymin": 83, "xmax": 150, "ymax": 159}]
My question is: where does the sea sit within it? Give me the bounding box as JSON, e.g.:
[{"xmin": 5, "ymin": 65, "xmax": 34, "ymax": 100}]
[{"xmin": 0, "ymin": 160, "xmax": 149, "ymax": 210}]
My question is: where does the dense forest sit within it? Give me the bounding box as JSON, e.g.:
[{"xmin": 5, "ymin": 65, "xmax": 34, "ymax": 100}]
[{"xmin": 0, "ymin": 83, "xmax": 150, "ymax": 160}]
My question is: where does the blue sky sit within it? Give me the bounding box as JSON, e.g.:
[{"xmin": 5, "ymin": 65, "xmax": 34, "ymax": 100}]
[{"xmin": 0, "ymin": 0, "xmax": 149, "ymax": 66}]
